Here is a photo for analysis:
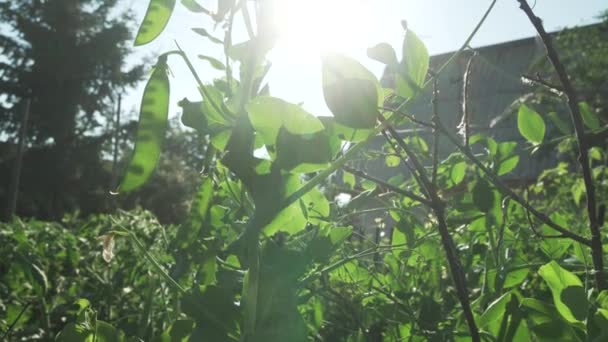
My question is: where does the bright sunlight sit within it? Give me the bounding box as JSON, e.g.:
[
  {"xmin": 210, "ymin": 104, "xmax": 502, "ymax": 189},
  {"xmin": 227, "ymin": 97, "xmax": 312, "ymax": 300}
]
[{"xmin": 270, "ymin": 0, "xmax": 374, "ymax": 60}]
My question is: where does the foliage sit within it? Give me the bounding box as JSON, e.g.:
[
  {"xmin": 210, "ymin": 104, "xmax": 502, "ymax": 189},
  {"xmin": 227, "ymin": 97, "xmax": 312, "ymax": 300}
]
[
  {"xmin": 2, "ymin": 1, "xmax": 608, "ymax": 341},
  {"xmin": 0, "ymin": 0, "xmax": 143, "ymax": 220},
  {"xmin": 0, "ymin": 210, "xmax": 182, "ymax": 340}
]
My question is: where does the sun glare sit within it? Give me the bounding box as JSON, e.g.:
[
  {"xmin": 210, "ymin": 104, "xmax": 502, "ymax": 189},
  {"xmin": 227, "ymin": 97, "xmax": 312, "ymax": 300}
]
[{"xmin": 270, "ymin": 0, "xmax": 372, "ymax": 60}]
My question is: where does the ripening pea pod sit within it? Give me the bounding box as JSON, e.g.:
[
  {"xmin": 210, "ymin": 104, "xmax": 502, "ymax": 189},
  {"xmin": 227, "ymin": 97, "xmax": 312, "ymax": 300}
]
[
  {"xmin": 116, "ymin": 57, "xmax": 170, "ymax": 193},
  {"xmin": 134, "ymin": 0, "xmax": 177, "ymax": 46}
]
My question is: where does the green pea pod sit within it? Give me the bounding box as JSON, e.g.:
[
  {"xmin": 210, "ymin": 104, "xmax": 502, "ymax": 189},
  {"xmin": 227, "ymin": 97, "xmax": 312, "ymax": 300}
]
[
  {"xmin": 134, "ymin": 0, "xmax": 176, "ymax": 46},
  {"xmin": 117, "ymin": 58, "xmax": 170, "ymax": 193}
]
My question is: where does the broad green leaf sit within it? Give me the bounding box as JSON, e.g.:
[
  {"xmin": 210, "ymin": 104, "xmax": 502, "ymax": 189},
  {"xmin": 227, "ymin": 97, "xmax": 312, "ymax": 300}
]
[
  {"xmin": 367, "ymin": 43, "xmax": 398, "ymax": 67},
  {"xmin": 472, "ymin": 179, "xmax": 494, "ymax": 212},
  {"xmin": 247, "ymin": 97, "xmax": 324, "ymax": 145},
  {"xmin": 302, "ymin": 187, "xmax": 330, "ymax": 224},
  {"xmin": 503, "ymin": 267, "xmax": 529, "ymax": 288},
  {"xmin": 329, "ymin": 226, "xmax": 352, "ymax": 245},
  {"xmin": 135, "ymin": 0, "xmax": 176, "ymax": 46},
  {"xmin": 322, "ymin": 54, "xmax": 382, "ymax": 129},
  {"xmin": 247, "ymin": 97, "xmax": 336, "ymax": 172},
  {"xmin": 538, "ymin": 261, "xmax": 588, "ymax": 323},
  {"xmin": 276, "ymin": 127, "xmax": 335, "ymax": 173},
  {"xmin": 117, "ymin": 59, "xmax": 170, "ymax": 192},
  {"xmin": 497, "ymin": 155, "xmax": 519, "ymax": 176},
  {"xmin": 479, "ymin": 292, "xmax": 512, "ymax": 330},
  {"xmin": 395, "ymin": 29, "xmax": 429, "ymax": 99},
  {"xmin": 547, "ymin": 111, "xmax": 571, "ymax": 135},
  {"xmin": 450, "ymin": 161, "xmax": 467, "ymax": 185},
  {"xmin": 198, "ymin": 55, "xmax": 226, "ymax": 70},
  {"xmin": 520, "ymin": 298, "xmax": 578, "ymax": 340},
  {"xmin": 94, "ymin": 321, "xmax": 126, "ymax": 342},
  {"xmin": 262, "ymin": 175, "xmax": 308, "ymax": 235},
  {"xmin": 320, "ymin": 116, "xmax": 373, "ymax": 142},
  {"xmin": 517, "ymin": 105, "xmax": 545, "ymax": 144},
  {"xmin": 579, "ymin": 102, "xmax": 600, "ymax": 129}
]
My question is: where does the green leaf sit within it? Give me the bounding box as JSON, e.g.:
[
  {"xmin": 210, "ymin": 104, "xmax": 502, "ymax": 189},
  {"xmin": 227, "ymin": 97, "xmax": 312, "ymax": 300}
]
[
  {"xmin": 367, "ymin": 43, "xmax": 398, "ymax": 67},
  {"xmin": 198, "ymin": 55, "xmax": 226, "ymax": 70},
  {"xmin": 135, "ymin": 0, "xmax": 176, "ymax": 46},
  {"xmin": 579, "ymin": 102, "xmax": 600, "ymax": 129},
  {"xmin": 181, "ymin": 0, "xmax": 210, "ymax": 13},
  {"xmin": 385, "ymin": 155, "xmax": 401, "ymax": 168},
  {"xmin": 117, "ymin": 59, "xmax": 170, "ymax": 193},
  {"xmin": 247, "ymin": 97, "xmax": 324, "ymax": 145},
  {"xmin": 319, "ymin": 116, "xmax": 373, "ymax": 142},
  {"xmin": 322, "ymin": 54, "xmax": 382, "ymax": 129},
  {"xmin": 517, "ymin": 104, "xmax": 545, "ymax": 144},
  {"xmin": 479, "ymin": 292, "xmax": 512, "ymax": 330},
  {"xmin": 247, "ymin": 97, "xmax": 337, "ymax": 172},
  {"xmin": 538, "ymin": 261, "xmax": 588, "ymax": 324},
  {"xmin": 450, "ymin": 161, "xmax": 467, "ymax": 185},
  {"xmin": 503, "ymin": 267, "xmax": 529, "ymax": 288},
  {"xmin": 343, "ymin": 171, "xmax": 356, "ymax": 188},
  {"xmin": 94, "ymin": 321, "xmax": 126, "ymax": 342},
  {"xmin": 497, "ymin": 155, "xmax": 519, "ymax": 176},
  {"xmin": 395, "ymin": 29, "xmax": 429, "ymax": 99},
  {"xmin": 547, "ymin": 111, "xmax": 571, "ymax": 135},
  {"xmin": 472, "ymin": 179, "xmax": 494, "ymax": 212},
  {"xmin": 329, "ymin": 226, "xmax": 352, "ymax": 244},
  {"xmin": 520, "ymin": 298, "xmax": 578, "ymax": 340},
  {"xmin": 192, "ymin": 27, "xmax": 223, "ymax": 44}
]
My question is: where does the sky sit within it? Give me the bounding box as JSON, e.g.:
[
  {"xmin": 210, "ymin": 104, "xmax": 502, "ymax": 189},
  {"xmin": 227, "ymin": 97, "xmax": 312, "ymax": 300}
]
[{"xmin": 120, "ymin": 0, "xmax": 606, "ymax": 121}]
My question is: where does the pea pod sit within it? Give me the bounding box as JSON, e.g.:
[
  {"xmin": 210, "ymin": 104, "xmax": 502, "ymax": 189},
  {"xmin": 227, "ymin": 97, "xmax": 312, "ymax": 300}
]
[
  {"xmin": 134, "ymin": 0, "xmax": 176, "ymax": 46},
  {"xmin": 117, "ymin": 58, "xmax": 170, "ymax": 193}
]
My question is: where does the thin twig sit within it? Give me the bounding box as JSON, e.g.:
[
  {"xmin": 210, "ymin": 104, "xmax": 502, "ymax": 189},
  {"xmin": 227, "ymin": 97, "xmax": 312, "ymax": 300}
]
[
  {"xmin": 521, "ymin": 73, "xmax": 564, "ymax": 96},
  {"xmin": 517, "ymin": 0, "xmax": 605, "ymax": 290},
  {"xmin": 377, "ymin": 115, "xmax": 480, "ymax": 341},
  {"xmin": 380, "ymin": 106, "xmax": 434, "ymax": 128},
  {"xmin": 433, "ymin": 119, "xmax": 591, "ymax": 246},
  {"xmin": 431, "ymin": 79, "xmax": 440, "ymax": 186},
  {"xmin": 459, "ymin": 52, "xmax": 477, "ymax": 147},
  {"xmin": 342, "ymin": 165, "xmax": 432, "ymax": 206},
  {"xmin": 1, "ymin": 301, "xmax": 31, "ymax": 340}
]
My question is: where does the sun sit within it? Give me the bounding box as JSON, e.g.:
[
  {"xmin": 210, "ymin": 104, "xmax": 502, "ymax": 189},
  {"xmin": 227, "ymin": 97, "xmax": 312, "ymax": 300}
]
[{"xmin": 269, "ymin": 0, "xmax": 373, "ymax": 60}]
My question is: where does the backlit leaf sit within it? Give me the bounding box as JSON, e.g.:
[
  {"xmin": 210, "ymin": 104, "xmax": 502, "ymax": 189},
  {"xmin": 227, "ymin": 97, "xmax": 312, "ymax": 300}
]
[
  {"xmin": 538, "ymin": 261, "xmax": 588, "ymax": 324},
  {"xmin": 395, "ymin": 29, "xmax": 429, "ymax": 99},
  {"xmin": 579, "ymin": 102, "xmax": 600, "ymax": 129},
  {"xmin": 517, "ymin": 105, "xmax": 545, "ymax": 144},
  {"xmin": 367, "ymin": 43, "xmax": 398, "ymax": 67},
  {"xmin": 322, "ymin": 54, "xmax": 382, "ymax": 129}
]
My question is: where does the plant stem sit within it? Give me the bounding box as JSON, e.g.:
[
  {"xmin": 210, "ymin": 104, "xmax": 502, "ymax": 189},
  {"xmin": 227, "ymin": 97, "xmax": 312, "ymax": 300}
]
[
  {"xmin": 434, "ymin": 120, "xmax": 591, "ymax": 246},
  {"xmin": 516, "ymin": 0, "xmax": 605, "ymax": 290},
  {"xmin": 342, "ymin": 165, "xmax": 431, "ymax": 206},
  {"xmin": 377, "ymin": 115, "xmax": 480, "ymax": 341}
]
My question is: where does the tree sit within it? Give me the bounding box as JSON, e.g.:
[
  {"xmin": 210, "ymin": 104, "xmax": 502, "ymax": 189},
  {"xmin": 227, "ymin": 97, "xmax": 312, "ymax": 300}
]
[{"xmin": 0, "ymin": 0, "xmax": 143, "ymax": 219}]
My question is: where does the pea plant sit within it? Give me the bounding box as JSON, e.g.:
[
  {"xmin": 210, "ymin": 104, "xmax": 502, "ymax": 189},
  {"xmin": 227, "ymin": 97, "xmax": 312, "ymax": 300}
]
[{"xmin": 52, "ymin": 0, "xmax": 607, "ymax": 341}]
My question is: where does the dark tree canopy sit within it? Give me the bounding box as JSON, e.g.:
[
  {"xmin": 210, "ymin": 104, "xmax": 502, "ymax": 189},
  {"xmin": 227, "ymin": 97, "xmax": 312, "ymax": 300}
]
[
  {"xmin": 0, "ymin": 0, "xmax": 143, "ymax": 219},
  {"xmin": 0, "ymin": 0, "xmax": 142, "ymax": 145}
]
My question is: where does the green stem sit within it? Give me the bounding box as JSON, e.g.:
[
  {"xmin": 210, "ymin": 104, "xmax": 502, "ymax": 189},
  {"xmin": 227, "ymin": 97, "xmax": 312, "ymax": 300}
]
[{"xmin": 112, "ymin": 221, "xmax": 186, "ymax": 294}]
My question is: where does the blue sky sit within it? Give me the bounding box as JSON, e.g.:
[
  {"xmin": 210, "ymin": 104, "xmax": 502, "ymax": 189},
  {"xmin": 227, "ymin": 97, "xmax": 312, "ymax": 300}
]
[{"xmin": 121, "ymin": 0, "xmax": 606, "ymax": 120}]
